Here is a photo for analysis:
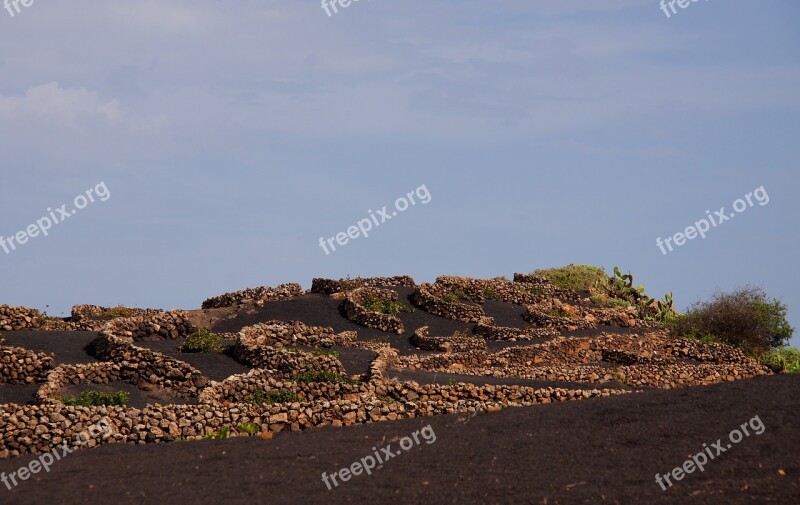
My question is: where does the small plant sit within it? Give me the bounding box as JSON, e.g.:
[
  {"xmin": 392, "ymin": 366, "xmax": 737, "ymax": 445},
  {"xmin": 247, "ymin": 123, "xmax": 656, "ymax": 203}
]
[
  {"xmin": 525, "ymin": 286, "xmax": 545, "ymax": 296},
  {"xmin": 590, "ymin": 294, "xmax": 632, "ymax": 309},
  {"xmin": 293, "ymin": 369, "xmax": 359, "ymax": 384},
  {"xmin": 100, "ymin": 306, "xmax": 137, "ymax": 319},
  {"xmin": 244, "ymin": 389, "xmax": 300, "ymax": 405},
  {"xmin": 362, "ymin": 296, "xmax": 414, "ymax": 316},
  {"xmin": 62, "ymin": 390, "xmax": 130, "ymax": 406},
  {"xmin": 236, "ymin": 422, "xmax": 260, "ymax": 435},
  {"xmin": 482, "ymin": 287, "xmax": 501, "ymax": 301},
  {"xmin": 441, "ymin": 287, "xmax": 474, "ymax": 304},
  {"xmin": 547, "ymin": 306, "xmax": 579, "ymax": 320},
  {"xmin": 179, "ymin": 328, "xmax": 222, "ymax": 353},
  {"xmin": 532, "ymin": 265, "xmax": 608, "ymax": 292},
  {"xmin": 760, "ymin": 347, "xmax": 800, "ymax": 373},
  {"xmin": 377, "ymin": 395, "xmax": 395, "ymax": 404},
  {"xmin": 447, "ymin": 378, "xmax": 458, "ymax": 387},
  {"xmin": 203, "ymin": 427, "xmax": 231, "ymax": 440}
]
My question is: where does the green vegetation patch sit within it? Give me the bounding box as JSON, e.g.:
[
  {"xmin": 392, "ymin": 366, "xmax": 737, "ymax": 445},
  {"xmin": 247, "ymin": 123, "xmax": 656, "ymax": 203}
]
[
  {"xmin": 760, "ymin": 347, "xmax": 800, "ymax": 373},
  {"xmin": 179, "ymin": 328, "xmax": 223, "ymax": 353},
  {"xmin": 362, "ymin": 296, "xmax": 414, "ymax": 316},
  {"xmin": 441, "ymin": 287, "xmax": 475, "ymax": 304},
  {"xmin": 293, "ymin": 369, "xmax": 360, "ymax": 384},
  {"xmin": 668, "ymin": 287, "xmax": 794, "ymax": 357},
  {"xmin": 62, "ymin": 390, "xmax": 130, "ymax": 407},
  {"xmin": 590, "ymin": 294, "xmax": 632, "ymax": 308},
  {"xmin": 532, "ymin": 264, "xmax": 608, "ymax": 292}
]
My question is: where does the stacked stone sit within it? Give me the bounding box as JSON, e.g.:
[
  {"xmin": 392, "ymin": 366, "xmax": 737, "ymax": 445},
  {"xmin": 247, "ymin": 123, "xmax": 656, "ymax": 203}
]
[
  {"xmin": 342, "ymin": 287, "xmax": 406, "ymax": 334},
  {"xmin": 0, "ymin": 305, "xmax": 44, "ymax": 331},
  {"xmin": 201, "ymin": 283, "xmax": 304, "ymax": 309},
  {"xmin": 512, "ymin": 274, "xmax": 582, "ymax": 301},
  {"xmin": 233, "ymin": 344, "xmax": 347, "ymax": 378},
  {"xmin": 410, "ymin": 326, "xmax": 486, "ymax": 353},
  {"xmin": 101, "ymin": 310, "xmax": 196, "ymax": 341},
  {"xmin": 0, "ymin": 346, "xmax": 55, "ymax": 384},
  {"xmin": 88, "ymin": 332, "xmax": 209, "ymax": 397},
  {"xmin": 238, "ymin": 321, "xmax": 355, "ymax": 348},
  {"xmin": 310, "ymin": 276, "xmax": 415, "ymax": 294},
  {"xmin": 411, "ymin": 284, "xmax": 485, "ymax": 322},
  {"xmin": 434, "ymin": 276, "xmax": 542, "ymax": 306},
  {"xmin": 473, "ymin": 317, "xmax": 560, "ymax": 342},
  {"xmin": 70, "ymin": 305, "xmax": 163, "ymax": 323},
  {"xmin": 668, "ymin": 338, "xmax": 756, "ymax": 365},
  {"xmin": 200, "ymin": 369, "xmax": 367, "ymax": 405},
  {"xmin": 36, "ymin": 362, "xmax": 121, "ymax": 404}
]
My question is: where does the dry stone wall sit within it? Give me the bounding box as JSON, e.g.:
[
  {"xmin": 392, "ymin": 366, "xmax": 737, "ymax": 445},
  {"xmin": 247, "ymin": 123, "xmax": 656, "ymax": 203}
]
[
  {"xmin": 0, "ymin": 346, "xmax": 55, "ymax": 384},
  {"xmin": 201, "ymin": 283, "xmax": 304, "ymax": 309},
  {"xmin": 411, "ymin": 326, "xmax": 486, "ymax": 353},
  {"xmin": 0, "ymin": 305, "xmax": 44, "ymax": 331},
  {"xmin": 342, "ymin": 287, "xmax": 405, "ymax": 334},
  {"xmin": 311, "ymin": 276, "xmax": 415, "ymax": 294}
]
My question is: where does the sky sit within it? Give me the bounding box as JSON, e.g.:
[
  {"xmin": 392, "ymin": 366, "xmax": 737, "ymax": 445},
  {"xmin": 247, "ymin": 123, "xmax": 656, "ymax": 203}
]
[{"xmin": 1, "ymin": 0, "xmax": 798, "ymax": 346}]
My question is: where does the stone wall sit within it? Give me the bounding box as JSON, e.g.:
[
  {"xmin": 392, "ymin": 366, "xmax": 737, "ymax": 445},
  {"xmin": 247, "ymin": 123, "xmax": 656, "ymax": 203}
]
[
  {"xmin": 201, "ymin": 283, "xmax": 304, "ymax": 309},
  {"xmin": 310, "ymin": 276, "xmax": 415, "ymax": 294},
  {"xmin": 199, "ymin": 368, "xmax": 366, "ymax": 405},
  {"xmin": 99, "ymin": 310, "xmax": 196, "ymax": 341},
  {"xmin": 233, "ymin": 341, "xmax": 347, "ymax": 377},
  {"xmin": 0, "ymin": 305, "xmax": 44, "ymax": 331},
  {"xmin": 512, "ymin": 274, "xmax": 582, "ymax": 302},
  {"xmin": 70, "ymin": 305, "xmax": 163, "ymax": 323},
  {"xmin": 342, "ymin": 287, "xmax": 405, "ymax": 334},
  {"xmin": 0, "ymin": 346, "xmax": 55, "ymax": 384},
  {"xmin": 410, "ymin": 326, "xmax": 486, "ymax": 353},
  {"xmin": 88, "ymin": 332, "xmax": 209, "ymax": 396},
  {"xmin": 237, "ymin": 321, "xmax": 356, "ymax": 349},
  {"xmin": 411, "ymin": 284, "xmax": 485, "ymax": 322},
  {"xmin": 473, "ymin": 317, "xmax": 560, "ymax": 342}
]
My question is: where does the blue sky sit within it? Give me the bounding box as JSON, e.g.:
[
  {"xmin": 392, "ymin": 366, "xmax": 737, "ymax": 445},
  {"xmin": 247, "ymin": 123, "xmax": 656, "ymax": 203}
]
[{"xmin": 1, "ymin": 0, "xmax": 798, "ymax": 345}]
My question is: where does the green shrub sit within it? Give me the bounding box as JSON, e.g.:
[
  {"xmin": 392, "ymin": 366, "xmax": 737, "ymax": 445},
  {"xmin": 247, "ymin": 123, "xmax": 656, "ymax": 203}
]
[
  {"xmin": 532, "ymin": 265, "xmax": 608, "ymax": 292},
  {"xmin": 441, "ymin": 287, "xmax": 474, "ymax": 304},
  {"xmin": 482, "ymin": 287, "xmax": 501, "ymax": 301},
  {"xmin": 100, "ymin": 306, "xmax": 137, "ymax": 319},
  {"xmin": 244, "ymin": 389, "xmax": 300, "ymax": 405},
  {"xmin": 668, "ymin": 287, "xmax": 794, "ymax": 357},
  {"xmin": 760, "ymin": 347, "xmax": 800, "ymax": 373},
  {"xmin": 236, "ymin": 422, "xmax": 260, "ymax": 435},
  {"xmin": 362, "ymin": 296, "xmax": 414, "ymax": 316},
  {"xmin": 179, "ymin": 328, "xmax": 222, "ymax": 353},
  {"xmin": 62, "ymin": 390, "xmax": 130, "ymax": 406},
  {"xmin": 590, "ymin": 294, "xmax": 632, "ymax": 308},
  {"xmin": 293, "ymin": 369, "xmax": 359, "ymax": 384},
  {"xmin": 203, "ymin": 427, "xmax": 231, "ymax": 440}
]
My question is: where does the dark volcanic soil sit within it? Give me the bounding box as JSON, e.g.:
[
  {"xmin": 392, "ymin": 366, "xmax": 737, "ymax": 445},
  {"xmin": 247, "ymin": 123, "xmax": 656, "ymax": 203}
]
[
  {"xmin": 0, "ymin": 331, "xmax": 98, "ymax": 365},
  {"xmin": 1, "ymin": 374, "xmax": 796, "ymax": 505}
]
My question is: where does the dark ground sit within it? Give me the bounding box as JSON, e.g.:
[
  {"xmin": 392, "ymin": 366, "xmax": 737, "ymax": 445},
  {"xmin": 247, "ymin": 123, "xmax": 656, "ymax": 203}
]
[{"xmin": 1, "ymin": 374, "xmax": 796, "ymax": 505}]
